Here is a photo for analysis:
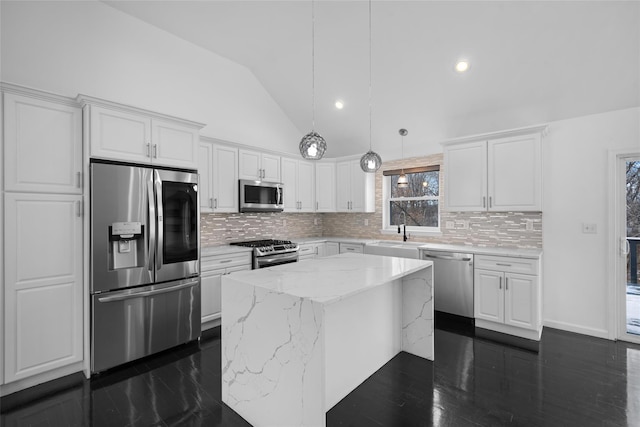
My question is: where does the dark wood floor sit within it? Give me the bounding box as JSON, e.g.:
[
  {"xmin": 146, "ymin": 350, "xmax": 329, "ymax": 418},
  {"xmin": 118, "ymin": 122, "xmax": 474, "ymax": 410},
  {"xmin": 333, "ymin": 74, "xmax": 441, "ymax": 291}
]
[{"xmin": 2, "ymin": 320, "xmax": 640, "ymax": 426}]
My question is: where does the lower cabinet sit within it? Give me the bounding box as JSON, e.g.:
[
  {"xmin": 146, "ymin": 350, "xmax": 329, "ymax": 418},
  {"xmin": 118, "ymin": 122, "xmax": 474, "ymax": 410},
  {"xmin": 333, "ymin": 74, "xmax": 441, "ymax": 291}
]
[
  {"xmin": 474, "ymin": 255, "xmax": 541, "ymax": 340},
  {"xmin": 3, "ymin": 193, "xmax": 84, "ymax": 385},
  {"xmin": 325, "ymin": 242, "xmax": 339, "ymax": 256},
  {"xmin": 339, "ymin": 243, "xmax": 364, "ymax": 254},
  {"xmin": 298, "ymin": 242, "xmax": 326, "ymax": 261},
  {"xmin": 201, "ymin": 251, "xmax": 251, "ymax": 328}
]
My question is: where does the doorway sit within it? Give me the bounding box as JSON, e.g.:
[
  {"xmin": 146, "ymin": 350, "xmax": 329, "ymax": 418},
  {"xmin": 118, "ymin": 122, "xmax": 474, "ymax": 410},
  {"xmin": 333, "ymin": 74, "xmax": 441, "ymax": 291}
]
[{"xmin": 625, "ymin": 160, "xmax": 640, "ymax": 338}]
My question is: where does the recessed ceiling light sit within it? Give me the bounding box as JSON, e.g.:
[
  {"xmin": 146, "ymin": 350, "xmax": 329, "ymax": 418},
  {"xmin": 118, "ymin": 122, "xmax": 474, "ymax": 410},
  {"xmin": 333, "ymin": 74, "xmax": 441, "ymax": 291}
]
[
  {"xmin": 335, "ymin": 100, "xmax": 344, "ymax": 109},
  {"xmin": 455, "ymin": 60, "xmax": 470, "ymax": 73}
]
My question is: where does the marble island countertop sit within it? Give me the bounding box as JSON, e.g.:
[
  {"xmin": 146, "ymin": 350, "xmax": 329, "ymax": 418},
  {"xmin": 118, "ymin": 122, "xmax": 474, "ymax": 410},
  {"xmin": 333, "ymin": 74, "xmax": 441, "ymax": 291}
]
[{"xmin": 225, "ymin": 253, "xmax": 432, "ymax": 304}]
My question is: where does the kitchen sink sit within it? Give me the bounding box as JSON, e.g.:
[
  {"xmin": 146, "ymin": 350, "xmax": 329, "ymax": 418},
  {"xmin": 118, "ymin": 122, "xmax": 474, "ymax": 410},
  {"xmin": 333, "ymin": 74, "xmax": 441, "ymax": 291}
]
[{"xmin": 363, "ymin": 241, "xmax": 423, "ymax": 259}]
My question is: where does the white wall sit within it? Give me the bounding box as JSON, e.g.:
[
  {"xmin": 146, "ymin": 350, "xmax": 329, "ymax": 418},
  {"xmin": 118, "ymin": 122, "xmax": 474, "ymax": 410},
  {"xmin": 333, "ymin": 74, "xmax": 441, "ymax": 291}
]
[
  {"xmin": 543, "ymin": 107, "xmax": 640, "ymax": 338},
  {"xmin": 0, "ymin": 0, "xmax": 301, "ymax": 154}
]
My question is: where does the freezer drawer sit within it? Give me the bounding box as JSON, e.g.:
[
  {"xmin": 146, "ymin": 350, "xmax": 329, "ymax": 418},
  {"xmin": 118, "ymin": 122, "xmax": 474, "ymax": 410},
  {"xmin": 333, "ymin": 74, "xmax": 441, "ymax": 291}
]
[{"xmin": 91, "ymin": 278, "xmax": 201, "ymax": 373}]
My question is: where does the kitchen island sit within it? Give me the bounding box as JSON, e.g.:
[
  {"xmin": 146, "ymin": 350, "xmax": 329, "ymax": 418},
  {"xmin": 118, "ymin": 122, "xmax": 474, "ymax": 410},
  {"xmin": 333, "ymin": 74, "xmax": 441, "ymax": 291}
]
[{"xmin": 221, "ymin": 253, "xmax": 433, "ymax": 427}]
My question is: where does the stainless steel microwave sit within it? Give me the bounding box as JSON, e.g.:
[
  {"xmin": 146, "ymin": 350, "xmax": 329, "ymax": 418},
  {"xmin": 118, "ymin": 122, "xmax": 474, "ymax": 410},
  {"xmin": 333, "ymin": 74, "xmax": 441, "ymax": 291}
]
[{"xmin": 239, "ymin": 179, "xmax": 284, "ymax": 213}]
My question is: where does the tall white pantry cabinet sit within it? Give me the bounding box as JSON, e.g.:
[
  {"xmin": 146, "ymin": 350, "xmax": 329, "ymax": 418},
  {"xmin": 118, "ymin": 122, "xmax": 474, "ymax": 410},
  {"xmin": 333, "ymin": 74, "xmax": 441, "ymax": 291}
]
[{"xmin": 1, "ymin": 85, "xmax": 84, "ymax": 395}]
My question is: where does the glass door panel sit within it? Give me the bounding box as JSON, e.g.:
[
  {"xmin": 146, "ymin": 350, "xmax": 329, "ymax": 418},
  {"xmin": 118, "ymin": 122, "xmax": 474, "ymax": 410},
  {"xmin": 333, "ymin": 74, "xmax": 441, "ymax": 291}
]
[{"xmin": 626, "ymin": 160, "xmax": 640, "ymax": 335}]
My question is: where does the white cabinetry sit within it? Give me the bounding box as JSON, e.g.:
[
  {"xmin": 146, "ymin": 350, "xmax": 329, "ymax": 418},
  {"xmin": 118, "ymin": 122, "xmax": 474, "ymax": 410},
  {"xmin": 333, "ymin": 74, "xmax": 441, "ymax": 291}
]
[
  {"xmin": 336, "ymin": 160, "xmax": 374, "ymax": 212},
  {"xmin": 325, "ymin": 242, "xmax": 340, "ymax": 256},
  {"xmin": 443, "ymin": 128, "xmax": 544, "ymax": 212},
  {"xmin": 2, "ymin": 84, "xmax": 84, "ymax": 393},
  {"xmin": 80, "ymin": 97, "xmax": 203, "ymax": 169},
  {"xmin": 474, "ymin": 255, "xmax": 541, "ymax": 340},
  {"xmin": 315, "ymin": 162, "xmax": 336, "ymax": 212},
  {"xmin": 282, "ymin": 157, "xmax": 315, "ymax": 212},
  {"xmin": 3, "ymin": 93, "xmax": 83, "ymax": 194},
  {"xmin": 201, "ymin": 251, "xmax": 252, "ymax": 328},
  {"xmin": 238, "ymin": 149, "xmax": 281, "ymax": 181},
  {"xmin": 298, "ymin": 242, "xmax": 326, "ymax": 261},
  {"xmin": 199, "ymin": 141, "xmax": 238, "ymax": 213},
  {"xmin": 339, "ymin": 243, "xmax": 364, "ymax": 254}
]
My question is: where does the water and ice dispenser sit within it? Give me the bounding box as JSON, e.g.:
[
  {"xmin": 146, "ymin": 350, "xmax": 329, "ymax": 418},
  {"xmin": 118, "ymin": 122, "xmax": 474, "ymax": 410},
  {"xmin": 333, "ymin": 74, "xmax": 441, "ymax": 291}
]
[{"xmin": 109, "ymin": 222, "xmax": 145, "ymax": 270}]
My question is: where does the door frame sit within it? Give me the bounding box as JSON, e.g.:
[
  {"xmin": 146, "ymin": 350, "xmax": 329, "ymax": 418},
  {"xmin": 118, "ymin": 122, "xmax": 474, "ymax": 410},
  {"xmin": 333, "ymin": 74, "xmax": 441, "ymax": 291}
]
[{"xmin": 608, "ymin": 148, "xmax": 640, "ymax": 343}]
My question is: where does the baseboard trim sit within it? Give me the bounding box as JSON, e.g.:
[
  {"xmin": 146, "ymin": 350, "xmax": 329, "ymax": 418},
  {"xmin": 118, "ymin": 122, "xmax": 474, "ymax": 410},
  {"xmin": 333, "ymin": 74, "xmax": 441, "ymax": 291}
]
[{"xmin": 543, "ymin": 319, "xmax": 610, "ymax": 340}]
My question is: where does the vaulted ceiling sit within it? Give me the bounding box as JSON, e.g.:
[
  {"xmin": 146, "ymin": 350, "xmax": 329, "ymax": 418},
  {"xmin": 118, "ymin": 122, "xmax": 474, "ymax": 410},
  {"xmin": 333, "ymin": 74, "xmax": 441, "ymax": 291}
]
[{"xmin": 104, "ymin": 0, "xmax": 639, "ymax": 159}]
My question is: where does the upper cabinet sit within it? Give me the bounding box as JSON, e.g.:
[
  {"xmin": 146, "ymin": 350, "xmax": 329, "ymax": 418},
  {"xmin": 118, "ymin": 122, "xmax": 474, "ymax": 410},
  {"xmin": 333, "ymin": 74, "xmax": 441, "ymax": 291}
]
[
  {"xmin": 79, "ymin": 96, "xmax": 204, "ymax": 170},
  {"xmin": 238, "ymin": 149, "xmax": 281, "ymax": 182},
  {"xmin": 336, "ymin": 159, "xmax": 375, "ymax": 212},
  {"xmin": 315, "ymin": 161, "xmax": 336, "ymax": 212},
  {"xmin": 281, "ymin": 157, "xmax": 315, "ymax": 212},
  {"xmin": 199, "ymin": 141, "xmax": 239, "ymax": 213},
  {"xmin": 3, "ymin": 91, "xmax": 82, "ymax": 194},
  {"xmin": 443, "ymin": 127, "xmax": 545, "ymax": 212}
]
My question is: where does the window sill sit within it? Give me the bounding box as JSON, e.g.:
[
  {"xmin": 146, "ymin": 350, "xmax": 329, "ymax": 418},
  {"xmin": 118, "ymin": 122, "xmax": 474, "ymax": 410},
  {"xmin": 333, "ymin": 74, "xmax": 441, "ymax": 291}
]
[{"xmin": 380, "ymin": 228, "xmax": 443, "ymax": 237}]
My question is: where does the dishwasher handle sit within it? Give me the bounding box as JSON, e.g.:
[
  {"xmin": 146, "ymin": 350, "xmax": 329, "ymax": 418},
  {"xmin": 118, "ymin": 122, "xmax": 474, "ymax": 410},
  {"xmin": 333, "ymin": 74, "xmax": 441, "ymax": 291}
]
[{"xmin": 422, "ymin": 253, "xmax": 472, "ymax": 262}]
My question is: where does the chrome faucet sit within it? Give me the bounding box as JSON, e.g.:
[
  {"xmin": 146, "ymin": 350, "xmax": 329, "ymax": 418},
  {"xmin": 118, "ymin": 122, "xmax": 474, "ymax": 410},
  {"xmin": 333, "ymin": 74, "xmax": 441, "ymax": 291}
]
[{"xmin": 397, "ymin": 211, "xmax": 408, "ymax": 242}]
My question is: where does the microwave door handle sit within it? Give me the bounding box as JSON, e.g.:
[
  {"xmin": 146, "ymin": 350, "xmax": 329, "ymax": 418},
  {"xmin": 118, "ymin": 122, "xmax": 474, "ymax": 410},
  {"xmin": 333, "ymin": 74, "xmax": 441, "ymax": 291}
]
[
  {"xmin": 155, "ymin": 170, "xmax": 164, "ymax": 270},
  {"xmin": 277, "ymin": 186, "xmax": 282, "ymax": 205},
  {"xmin": 147, "ymin": 173, "xmax": 156, "ymax": 272}
]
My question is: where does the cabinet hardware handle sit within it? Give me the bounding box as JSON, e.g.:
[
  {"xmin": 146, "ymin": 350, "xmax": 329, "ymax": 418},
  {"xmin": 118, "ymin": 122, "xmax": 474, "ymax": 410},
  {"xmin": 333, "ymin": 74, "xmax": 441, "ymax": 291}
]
[
  {"xmin": 496, "ymin": 263, "xmax": 512, "ymax": 267},
  {"xmin": 220, "ymin": 259, "xmax": 233, "ymax": 264},
  {"xmin": 153, "ymin": 144, "xmax": 158, "ymax": 158},
  {"xmin": 499, "ymin": 276, "xmax": 502, "ymax": 290},
  {"xmin": 214, "ymin": 198, "xmax": 218, "ymax": 209},
  {"xmin": 505, "ymin": 277, "xmax": 509, "ymax": 290},
  {"xmin": 209, "ymin": 198, "xmax": 213, "ymax": 208},
  {"xmin": 77, "ymin": 172, "xmax": 82, "ymax": 188},
  {"xmin": 489, "ymin": 196, "xmax": 492, "ymax": 208},
  {"xmin": 316, "ymin": 201, "xmax": 319, "ymax": 210},
  {"xmin": 76, "ymin": 201, "xmax": 82, "ymax": 217},
  {"xmin": 483, "ymin": 196, "xmax": 486, "ymax": 208},
  {"xmin": 146, "ymin": 143, "xmax": 151, "ymax": 157}
]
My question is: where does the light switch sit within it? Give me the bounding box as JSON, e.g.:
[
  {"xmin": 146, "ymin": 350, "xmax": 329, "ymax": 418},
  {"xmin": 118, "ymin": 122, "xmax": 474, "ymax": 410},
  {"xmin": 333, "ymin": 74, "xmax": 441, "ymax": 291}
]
[
  {"xmin": 364, "ymin": 219, "xmax": 369, "ymax": 226},
  {"xmin": 582, "ymin": 223, "xmax": 597, "ymax": 234}
]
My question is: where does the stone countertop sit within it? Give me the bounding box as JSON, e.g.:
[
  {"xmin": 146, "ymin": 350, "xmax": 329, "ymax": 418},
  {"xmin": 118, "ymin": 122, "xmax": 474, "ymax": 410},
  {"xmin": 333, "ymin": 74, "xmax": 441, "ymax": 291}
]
[
  {"xmin": 291, "ymin": 236, "xmax": 379, "ymax": 245},
  {"xmin": 201, "ymin": 245, "xmax": 253, "ymax": 257},
  {"xmin": 224, "ymin": 253, "xmax": 432, "ymax": 305}
]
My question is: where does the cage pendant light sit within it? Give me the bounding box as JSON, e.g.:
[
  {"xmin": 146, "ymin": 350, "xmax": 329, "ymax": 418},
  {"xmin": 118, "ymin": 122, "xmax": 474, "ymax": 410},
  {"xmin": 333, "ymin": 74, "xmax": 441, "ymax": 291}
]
[
  {"xmin": 360, "ymin": 0, "xmax": 382, "ymax": 173},
  {"xmin": 299, "ymin": 0, "xmax": 327, "ymax": 160},
  {"xmin": 397, "ymin": 129, "xmax": 409, "ymax": 188}
]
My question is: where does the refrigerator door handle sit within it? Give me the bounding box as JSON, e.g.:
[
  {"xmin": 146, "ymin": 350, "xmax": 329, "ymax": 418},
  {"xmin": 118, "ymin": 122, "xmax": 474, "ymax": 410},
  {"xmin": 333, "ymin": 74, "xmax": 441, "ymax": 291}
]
[
  {"xmin": 155, "ymin": 170, "xmax": 164, "ymax": 270},
  {"xmin": 147, "ymin": 174, "xmax": 156, "ymax": 272},
  {"xmin": 97, "ymin": 279, "xmax": 199, "ymax": 303}
]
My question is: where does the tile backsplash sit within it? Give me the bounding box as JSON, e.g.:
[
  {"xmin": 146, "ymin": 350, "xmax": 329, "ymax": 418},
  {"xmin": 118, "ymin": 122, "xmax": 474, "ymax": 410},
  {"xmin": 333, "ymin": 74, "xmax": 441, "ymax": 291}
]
[{"xmin": 201, "ymin": 153, "xmax": 542, "ymax": 249}]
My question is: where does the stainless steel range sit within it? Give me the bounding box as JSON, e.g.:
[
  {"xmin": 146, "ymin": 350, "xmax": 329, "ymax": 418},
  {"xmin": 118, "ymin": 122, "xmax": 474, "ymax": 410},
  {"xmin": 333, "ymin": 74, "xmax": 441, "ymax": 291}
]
[{"xmin": 230, "ymin": 239, "xmax": 299, "ymax": 269}]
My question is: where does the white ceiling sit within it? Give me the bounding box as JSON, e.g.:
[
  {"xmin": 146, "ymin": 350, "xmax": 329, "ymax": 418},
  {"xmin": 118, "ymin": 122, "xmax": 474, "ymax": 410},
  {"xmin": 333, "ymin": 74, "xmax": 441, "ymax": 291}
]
[{"xmin": 103, "ymin": 0, "xmax": 639, "ymax": 159}]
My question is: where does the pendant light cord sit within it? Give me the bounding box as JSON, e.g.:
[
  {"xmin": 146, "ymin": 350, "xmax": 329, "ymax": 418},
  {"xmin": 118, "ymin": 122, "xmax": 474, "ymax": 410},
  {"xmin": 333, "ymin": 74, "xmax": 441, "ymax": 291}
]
[
  {"xmin": 368, "ymin": 0, "xmax": 372, "ymax": 152},
  {"xmin": 311, "ymin": 0, "xmax": 316, "ymax": 131}
]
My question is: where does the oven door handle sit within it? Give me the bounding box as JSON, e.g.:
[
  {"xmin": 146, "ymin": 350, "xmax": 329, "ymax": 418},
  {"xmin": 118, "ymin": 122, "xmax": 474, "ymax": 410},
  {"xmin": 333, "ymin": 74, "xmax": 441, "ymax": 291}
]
[
  {"xmin": 257, "ymin": 252, "xmax": 299, "ymax": 266},
  {"xmin": 97, "ymin": 279, "xmax": 199, "ymax": 303}
]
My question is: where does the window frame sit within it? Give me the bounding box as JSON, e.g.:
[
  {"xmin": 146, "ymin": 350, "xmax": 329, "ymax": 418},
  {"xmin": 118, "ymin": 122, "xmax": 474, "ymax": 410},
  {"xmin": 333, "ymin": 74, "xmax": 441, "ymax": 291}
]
[{"xmin": 381, "ymin": 166, "xmax": 442, "ymax": 236}]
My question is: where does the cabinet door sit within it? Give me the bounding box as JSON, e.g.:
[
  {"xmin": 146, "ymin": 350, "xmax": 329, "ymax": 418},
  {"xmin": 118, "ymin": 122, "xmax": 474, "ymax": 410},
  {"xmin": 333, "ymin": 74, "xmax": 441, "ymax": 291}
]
[
  {"xmin": 199, "ymin": 142, "xmax": 214, "ymax": 212},
  {"xmin": 238, "ymin": 149, "xmax": 262, "ymax": 180},
  {"xmin": 349, "ymin": 161, "xmax": 366, "ymax": 211},
  {"xmin": 474, "ymin": 269, "xmax": 504, "ymax": 323},
  {"xmin": 504, "ymin": 273, "xmax": 538, "ymax": 330},
  {"xmin": 201, "ymin": 272, "xmax": 222, "ymax": 323},
  {"xmin": 281, "ymin": 157, "xmax": 299, "ymax": 212},
  {"xmin": 339, "ymin": 243, "xmax": 363, "ymax": 254},
  {"xmin": 298, "ymin": 244, "xmax": 315, "ymax": 261},
  {"xmin": 4, "ymin": 93, "xmax": 83, "ymax": 194},
  {"xmin": 315, "ymin": 162, "xmax": 336, "ymax": 212},
  {"xmin": 261, "ymin": 154, "xmax": 281, "ymax": 182},
  {"xmin": 4, "ymin": 193, "xmax": 83, "ymax": 383},
  {"xmin": 336, "ymin": 161, "xmax": 351, "ymax": 212},
  {"xmin": 212, "ymin": 145, "xmax": 239, "ymax": 213},
  {"xmin": 326, "ymin": 242, "xmax": 339, "ymax": 256},
  {"xmin": 89, "ymin": 105, "xmax": 151, "ymax": 163},
  {"xmin": 488, "ymin": 134, "xmax": 541, "ymax": 212},
  {"xmin": 444, "ymin": 141, "xmax": 487, "ymax": 211},
  {"xmin": 298, "ymin": 160, "xmax": 315, "ymax": 212},
  {"xmin": 315, "ymin": 243, "xmax": 326, "ymax": 257},
  {"xmin": 151, "ymin": 119, "xmax": 199, "ymax": 169}
]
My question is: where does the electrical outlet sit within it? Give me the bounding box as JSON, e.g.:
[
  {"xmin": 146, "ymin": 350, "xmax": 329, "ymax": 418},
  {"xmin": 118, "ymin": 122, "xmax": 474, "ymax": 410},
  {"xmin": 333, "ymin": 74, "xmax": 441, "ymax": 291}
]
[
  {"xmin": 364, "ymin": 219, "xmax": 369, "ymax": 226},
  {"xmin": 525, "ymin": 219, "xmax": 534, "ymax": 231},
  {"xmin": 446, "ymin": 221, "xmax": 455, "ymax": 229},
  {"xmin": 582, "ymin": 223, "xmax": 597, "ymax": 234},
  {"xmin": 314, "ymin": 218, "xmax": 318, "ymax": 225},
  {"xmin": 462, "ymin": 220, "xmax": 469, "ymax": 230}
]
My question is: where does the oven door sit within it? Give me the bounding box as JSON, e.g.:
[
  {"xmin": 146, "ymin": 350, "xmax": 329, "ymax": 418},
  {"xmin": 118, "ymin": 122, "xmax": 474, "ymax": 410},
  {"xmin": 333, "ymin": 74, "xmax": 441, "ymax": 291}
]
[
  {"xmin": 255, "ymin": 251, "xmax": 299, "ymax": 269},
  {"xmin": 155, "ymin": 169, "xmax": 199, "ymax": 283}
]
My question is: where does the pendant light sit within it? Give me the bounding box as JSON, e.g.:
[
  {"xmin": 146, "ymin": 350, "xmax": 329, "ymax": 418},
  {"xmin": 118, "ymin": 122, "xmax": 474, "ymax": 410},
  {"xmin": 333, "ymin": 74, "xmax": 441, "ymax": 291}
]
[
  {"xmin": 397, "ymin": 128, "xmax": 408, "ymax": 188},
  {"xmin": 360, "ymin": 0, "xmax": 382, "ymax": 173},
  {"xmin": 299, "ymin": 0, "xmax": 327, "ymax": 160}
]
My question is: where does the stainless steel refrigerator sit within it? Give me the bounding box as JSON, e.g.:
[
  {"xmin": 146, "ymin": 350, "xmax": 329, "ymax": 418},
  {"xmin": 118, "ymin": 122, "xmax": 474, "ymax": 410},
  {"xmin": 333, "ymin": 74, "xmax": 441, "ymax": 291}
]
[{"xmin": 90, "ymin": 161, "xmax": 201, "ymax": 373}]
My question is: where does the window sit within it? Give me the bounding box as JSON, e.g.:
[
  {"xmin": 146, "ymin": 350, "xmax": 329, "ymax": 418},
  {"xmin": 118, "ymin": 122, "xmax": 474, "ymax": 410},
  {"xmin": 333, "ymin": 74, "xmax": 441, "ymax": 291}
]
[{"xmin": 383, "ymin": 166, "xmax": 440, "ymax": 233}]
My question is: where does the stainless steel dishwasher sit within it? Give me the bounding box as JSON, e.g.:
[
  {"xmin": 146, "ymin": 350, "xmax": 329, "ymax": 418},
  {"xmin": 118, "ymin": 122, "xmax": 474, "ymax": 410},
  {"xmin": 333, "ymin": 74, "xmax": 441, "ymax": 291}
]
[{"xmin": 421, "ymin": 250, "xmax": 474, "ymax": 318}]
